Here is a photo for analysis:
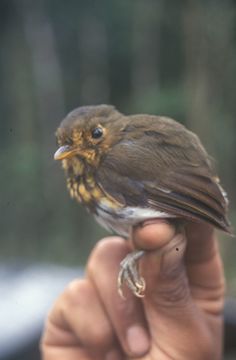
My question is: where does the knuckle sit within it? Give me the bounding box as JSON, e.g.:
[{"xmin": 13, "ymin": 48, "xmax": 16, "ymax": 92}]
[
  {"xmin": 86, "ymin": 236, "xmax": 128, "ymax": 274},
  {"xmin": 64, "ymin": 279, "xmax": 95, "ymax": 308},
  {"xmin": 93, "ymin": 236, "xmax": 127, "ymax": 257},
  {"xmin": 64, "ymin": 279, "xmax": 85, "ymax": 301},
  {"xmin": 148, "ymin": 271, "xmax": 191, "ymax": 307},
  {"xmin": 56, "ymin": 280, "xmax": 114, "ymax": 349}
]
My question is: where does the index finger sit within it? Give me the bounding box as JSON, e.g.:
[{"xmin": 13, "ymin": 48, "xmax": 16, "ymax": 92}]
[
  {"xmin": 185, "ymin": 223, "xmax": 225, "ymax": 314},
  {"xmin": 185, "ymin": 222, "xmax": 217, "ymax": 263}
]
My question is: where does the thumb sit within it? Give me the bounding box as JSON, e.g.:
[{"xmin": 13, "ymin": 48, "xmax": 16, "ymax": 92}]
[
  {"xmin": 132, "ymin": 220, "xmax": 188, "ymax": 305},
  {"xmin": 135, "ymin": 223, "xmax": 214, "ymax": 358},
  {"xmin": 139, "ymin": 227, "xmax": 189, "ymax": 307}
]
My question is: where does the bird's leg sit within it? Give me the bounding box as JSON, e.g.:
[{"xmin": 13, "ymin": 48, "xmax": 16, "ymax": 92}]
[
  {"xmin": 118, "ymin": 249, "xmax": 146, "ymax": 298},
  {"xmin": 117, "ymin": 220, "xmax": 185, "ymax": 298}
]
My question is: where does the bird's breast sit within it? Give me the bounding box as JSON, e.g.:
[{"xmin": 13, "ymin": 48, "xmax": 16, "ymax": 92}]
[
  {"xmin": 66, "ymin": 167, "xmax": 174, "ymax": 237},
  {"xmin": 67, "ymin": 171, "xmax": 122, "ymax": 214}
]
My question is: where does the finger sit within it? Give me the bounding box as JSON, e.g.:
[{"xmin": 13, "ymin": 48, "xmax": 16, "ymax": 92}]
[
  {"xmin": 135, "ymin": 221, "xmax": 224, "ymax": 309},
  {"xmin": 136, "ymin": 225, "xmax": 189, "ymax": 306},
  {"xmin": 185, "ymin": 222, "xmax": 217, "ymax": 263},
  {"xmin": 86, "ymin": 237, "xmax": 150, "ymax": 358},
  {"xmin": 133, "ymin": 225, "xmax": 217, "ymax": 358},
  {"xmin": 185, "ymin": 223, "xmax": 225, "ymax": 315},
  {"xmin": 132, "ymin": 219, "xmax": 176, "ymax": 250},
  {"xmin": 135, "ymin": 221, "xmax": 224, "ymax": 311},
  {"xmin": 132, "ymin": 219, "xmax": 188, "ymax": 303},
  {"xmin": 41, "ymin": 278, "xmax": 123, "ymax": 360}
]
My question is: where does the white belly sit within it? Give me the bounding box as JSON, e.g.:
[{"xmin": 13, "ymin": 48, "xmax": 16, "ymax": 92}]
[{"xmin": 94, "ymin": 203, "xmax": 175, "ymax": 237}]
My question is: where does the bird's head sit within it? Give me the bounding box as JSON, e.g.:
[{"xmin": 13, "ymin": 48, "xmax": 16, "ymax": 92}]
[{"xmin": 54, "ymin": 105, "xmax": 124, "ymax": 172}]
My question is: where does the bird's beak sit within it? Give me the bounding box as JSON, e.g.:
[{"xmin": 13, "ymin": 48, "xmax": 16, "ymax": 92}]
[{"xmin": 54, "ymin": 145, "xmax": 77, "ymax": 160}]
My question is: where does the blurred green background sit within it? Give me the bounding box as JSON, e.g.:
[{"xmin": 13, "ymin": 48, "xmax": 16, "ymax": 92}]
[{"xmin": 1, "ymin": 0, "xmax": 236, "ymax": 295}]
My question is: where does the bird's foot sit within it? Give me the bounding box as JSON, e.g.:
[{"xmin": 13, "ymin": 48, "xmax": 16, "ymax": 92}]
[{"xmin": 117, "ymin": 250, "xmax": 146, "ymax": 298}]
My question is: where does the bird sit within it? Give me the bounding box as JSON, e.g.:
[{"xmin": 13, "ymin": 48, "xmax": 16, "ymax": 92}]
[{"xmin": 54, "ymin": 104, "xmax": 231, "ymax": 297}]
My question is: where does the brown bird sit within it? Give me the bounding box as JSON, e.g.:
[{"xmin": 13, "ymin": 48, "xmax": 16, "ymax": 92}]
[{"xmin": 54, "ymin": 105, "xmax": 231, "ymax": 297}]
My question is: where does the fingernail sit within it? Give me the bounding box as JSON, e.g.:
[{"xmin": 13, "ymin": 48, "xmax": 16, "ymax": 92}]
[{"xmin": 126, "ymin": 325, "xmax": 150, "ymax": 355}]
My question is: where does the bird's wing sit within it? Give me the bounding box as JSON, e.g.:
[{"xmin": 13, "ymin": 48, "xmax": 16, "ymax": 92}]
[
  {"xmin": 96, "ymin": 139, "xmax": 231, "ymax": 233},
  {"xmin": 144, "ymin": 169, "xmax": 231, "ymax": 233}
]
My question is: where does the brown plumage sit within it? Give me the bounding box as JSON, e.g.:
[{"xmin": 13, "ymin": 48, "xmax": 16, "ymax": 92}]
[{"xmin": 54, "ymin": 104, "xmax": 232, "ymax": 296}]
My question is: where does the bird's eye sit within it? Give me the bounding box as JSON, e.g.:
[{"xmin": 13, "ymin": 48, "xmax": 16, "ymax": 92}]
[{"xmin": 91, "ymin": 127, "xmax": 103, "ymax": 139}]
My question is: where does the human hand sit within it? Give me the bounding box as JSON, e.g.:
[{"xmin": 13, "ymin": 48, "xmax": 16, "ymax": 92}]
[{"xmin": 41, "ymin": 221, "xmax": 224, "ymax": 359}]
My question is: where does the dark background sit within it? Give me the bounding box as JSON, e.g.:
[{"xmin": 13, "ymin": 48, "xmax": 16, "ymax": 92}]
[{"xmin": 1, "ymin": 0, "xmax": 236, "ymax": 294}]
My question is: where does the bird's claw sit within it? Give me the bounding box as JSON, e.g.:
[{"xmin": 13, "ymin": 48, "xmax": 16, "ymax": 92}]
[{"xmin": 117, "ymin": 250, "xmax": 146, "ymax": 298}]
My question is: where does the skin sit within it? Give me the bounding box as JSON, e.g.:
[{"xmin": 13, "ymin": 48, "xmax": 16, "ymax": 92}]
[{"xmin": 41, "ymin": 220, "xmax": 225, "ymax": 360}]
